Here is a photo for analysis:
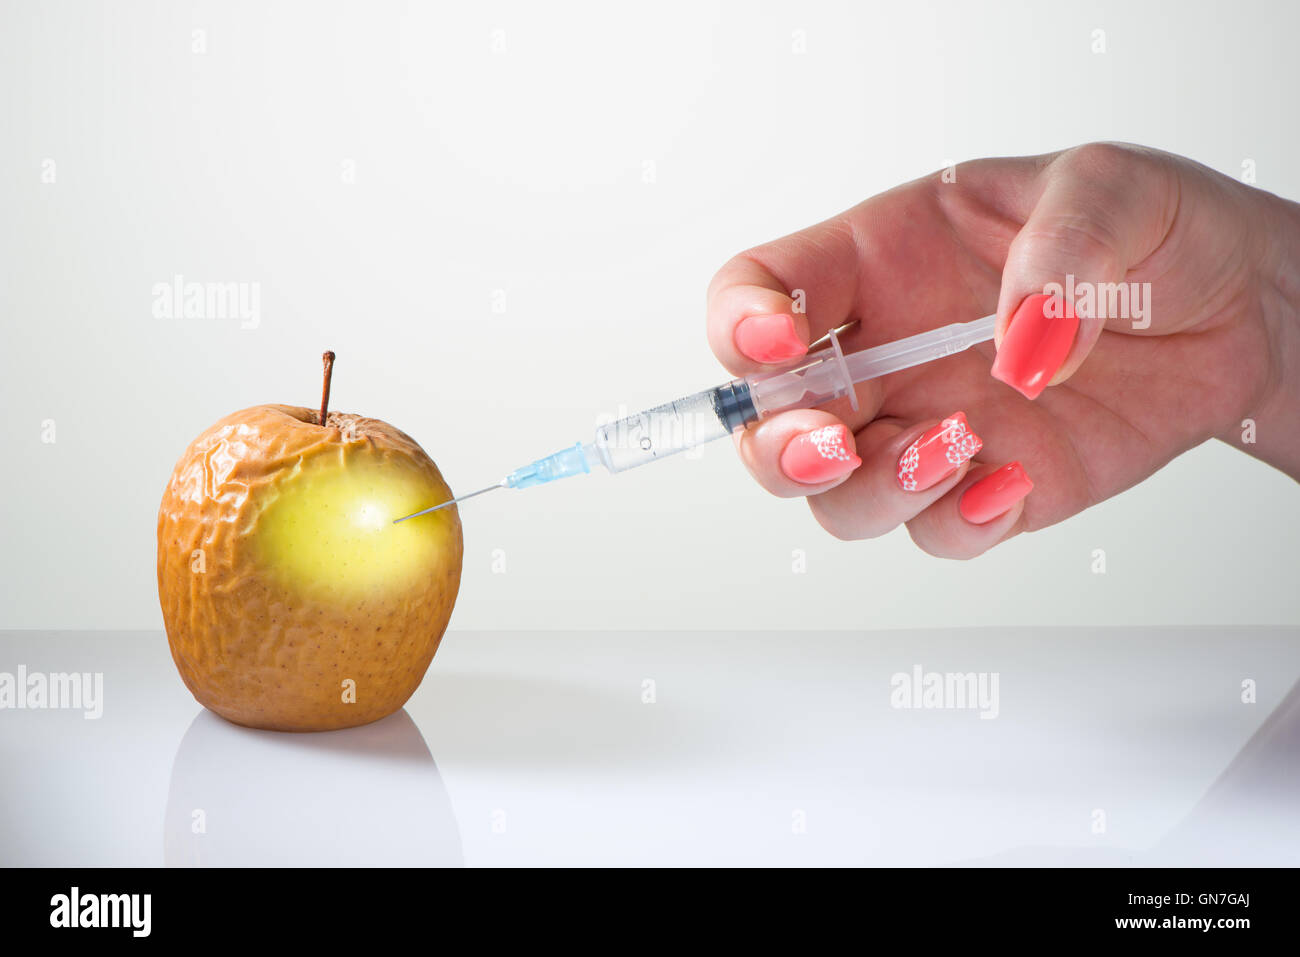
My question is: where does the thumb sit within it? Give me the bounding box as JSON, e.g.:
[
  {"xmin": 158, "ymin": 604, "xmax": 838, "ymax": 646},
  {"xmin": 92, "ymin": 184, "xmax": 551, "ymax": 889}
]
[{"xmin": 991, "ymin": 143, "xmax": 1178, "ymax": 399}]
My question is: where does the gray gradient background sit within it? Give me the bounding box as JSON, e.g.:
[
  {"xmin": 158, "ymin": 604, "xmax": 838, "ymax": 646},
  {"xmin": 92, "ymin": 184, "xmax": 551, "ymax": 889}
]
[{"xmin": 2, "ymin": 0, "xmax": 1298, "ymax": 632}]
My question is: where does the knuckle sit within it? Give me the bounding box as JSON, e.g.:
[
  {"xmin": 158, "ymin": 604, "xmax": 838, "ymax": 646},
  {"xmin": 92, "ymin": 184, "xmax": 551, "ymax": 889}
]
[
  {"xmin": 1022, "ymin": 215, "xmax": 1125, "ymax": 280},
  {"xmin": 1060, "ymin": 141, "xmax": 1141, "ymax": 177},
  {"xmin": 906, "ymin": 518, "xmax": 983, "ymax": 560},
  {"xmin": 807, "ymin": 495, "xmax": 868, "ymax": 541}
]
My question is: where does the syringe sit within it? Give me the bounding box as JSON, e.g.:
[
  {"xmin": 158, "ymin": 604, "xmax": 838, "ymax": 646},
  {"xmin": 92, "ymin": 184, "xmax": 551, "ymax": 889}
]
[{"xmin": 394, "ymin": 314, "xmax": 997, "ymax": 522}]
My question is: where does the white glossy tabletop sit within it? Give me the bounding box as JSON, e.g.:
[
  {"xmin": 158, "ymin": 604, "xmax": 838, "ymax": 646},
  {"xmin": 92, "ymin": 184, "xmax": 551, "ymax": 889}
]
[{"xmin": 2, "ymin": 627, "xmax": 1297, "ymax": 867}]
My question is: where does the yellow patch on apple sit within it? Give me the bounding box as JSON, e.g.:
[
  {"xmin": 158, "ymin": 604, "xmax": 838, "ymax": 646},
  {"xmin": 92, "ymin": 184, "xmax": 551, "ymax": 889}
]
[{"xmin": 254, "ymin": 454, "xmax": 458, "ymax": 600}]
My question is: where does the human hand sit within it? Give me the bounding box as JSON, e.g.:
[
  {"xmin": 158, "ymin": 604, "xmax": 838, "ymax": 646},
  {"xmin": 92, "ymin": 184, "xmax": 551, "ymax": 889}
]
[{"xmin": 706, "ymin": 143, "xmax": 1300, "ymax": 555}]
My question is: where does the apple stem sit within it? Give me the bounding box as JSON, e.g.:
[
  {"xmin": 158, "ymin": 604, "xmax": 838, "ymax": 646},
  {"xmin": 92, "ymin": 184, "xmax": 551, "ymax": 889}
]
[{"xmin": 319, "ymin": 351, "xmax": 336, "ymax": 426}]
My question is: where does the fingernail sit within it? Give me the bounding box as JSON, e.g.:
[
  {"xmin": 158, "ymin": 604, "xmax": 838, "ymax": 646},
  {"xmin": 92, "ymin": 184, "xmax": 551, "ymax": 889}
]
[
  {"xmin": 990, "ymin": 294, "xmax": 1079, "ymax": 399},
  {"xmin": 959, "ymin": 462, "xmax": 1034, "ymax": 524},
  {"xmin": 780, "ymin": 424, "xmax": 862, "ymax": 485},
  {"xmin": 896, "ymin": 412, "xmax": 983, "ymax": 491},
  {"xmin": 734, "ymin": 313, "xmax": 807, "ymax": 364}
]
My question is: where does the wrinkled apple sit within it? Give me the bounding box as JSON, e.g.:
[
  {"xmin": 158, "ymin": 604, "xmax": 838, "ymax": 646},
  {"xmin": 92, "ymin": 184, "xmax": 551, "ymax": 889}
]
[{"xmin": 157, "ymin": 353, "xmax": 463, "ymax": 731}]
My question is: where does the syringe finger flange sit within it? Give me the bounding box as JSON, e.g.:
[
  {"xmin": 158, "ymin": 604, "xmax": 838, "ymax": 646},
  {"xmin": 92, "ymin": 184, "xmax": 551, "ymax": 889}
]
[{"xmin": 826, "ymin": 327, "xmax": 859, "ymax": 413}]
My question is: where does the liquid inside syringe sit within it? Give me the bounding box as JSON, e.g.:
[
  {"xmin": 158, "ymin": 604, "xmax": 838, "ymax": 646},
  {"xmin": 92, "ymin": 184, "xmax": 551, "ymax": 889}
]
[{"xmin": 587, "ymin": 380, "xmax": 752, "ymax": 472}]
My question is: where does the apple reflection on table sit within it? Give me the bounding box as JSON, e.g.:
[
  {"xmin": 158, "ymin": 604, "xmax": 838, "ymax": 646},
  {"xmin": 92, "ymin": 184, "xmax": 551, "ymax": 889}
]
[{"xmin": 164, "ymin": 707, "xmax": 463, "ymax": 866}]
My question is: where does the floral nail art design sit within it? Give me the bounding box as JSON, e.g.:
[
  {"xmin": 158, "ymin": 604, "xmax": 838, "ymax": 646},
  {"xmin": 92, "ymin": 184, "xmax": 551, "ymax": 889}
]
[
  {"xmin": 897, "ymin": 412, "xmax": 982, "ymax": 492},
  {"xmin": 780, "ymin": 424, "xmax": 862, "ymax": 485},
  {"xmin": 808, "ymin": 425, "xmax": 854, "ymax": 462}
]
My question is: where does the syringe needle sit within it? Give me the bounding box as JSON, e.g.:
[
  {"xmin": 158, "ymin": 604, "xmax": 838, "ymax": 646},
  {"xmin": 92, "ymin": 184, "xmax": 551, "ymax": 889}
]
[{"xmin": 392, "ymin": 481, "xmax": 506, "ymax": 523}]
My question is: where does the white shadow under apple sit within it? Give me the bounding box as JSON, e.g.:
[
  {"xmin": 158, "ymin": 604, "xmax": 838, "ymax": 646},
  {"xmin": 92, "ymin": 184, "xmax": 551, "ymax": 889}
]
[{"xmin": 164, "ymin": 708, "xmax": 463, "ymax": 866}]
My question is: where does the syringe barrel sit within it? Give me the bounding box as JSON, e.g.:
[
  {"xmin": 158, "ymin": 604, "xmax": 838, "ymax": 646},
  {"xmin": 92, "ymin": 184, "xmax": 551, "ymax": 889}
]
[
  {"xmin": 746, "ymin": 352, "xmax": 849, "ymax": 418},
  {"xmin": 588, "ymin": 381, "xmax": 756, "ymax": 474}
]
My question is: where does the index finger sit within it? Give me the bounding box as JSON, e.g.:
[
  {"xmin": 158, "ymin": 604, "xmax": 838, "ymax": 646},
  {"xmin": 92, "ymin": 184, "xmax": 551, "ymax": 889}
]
[
  {"xmin": 708, "ymin": 156, "xmax": 1063, "ymax": 386},
  {"xmin": 705, "ymin": 216, "xmax": 865, "ymax": 377}
]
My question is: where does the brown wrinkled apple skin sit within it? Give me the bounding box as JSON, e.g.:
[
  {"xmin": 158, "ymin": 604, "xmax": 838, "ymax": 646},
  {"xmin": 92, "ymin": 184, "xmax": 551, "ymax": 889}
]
[{"xmin": 157, "ymin": 405, "xmax": 463, "ymax": 732}]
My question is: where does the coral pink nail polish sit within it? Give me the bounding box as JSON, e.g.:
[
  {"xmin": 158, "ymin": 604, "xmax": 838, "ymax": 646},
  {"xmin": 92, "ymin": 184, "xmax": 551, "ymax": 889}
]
[
  {"xmin": 780, "ymin": 424, "xmax": 862, "ymax": 485},
  {"xmin": 990, "ymin": 294, "xmax": 1079, "ymax": 400},
  {"xmin": 897, "ymin": 412, "xmax": 983, "ymax": 491},
  {"xmin": 959, "ymin": 462, "xmax": 1034, "ymax": 524},
  {"xmin": 734, "ymin": 313, "xmax": 807, "ymax": 364}
]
